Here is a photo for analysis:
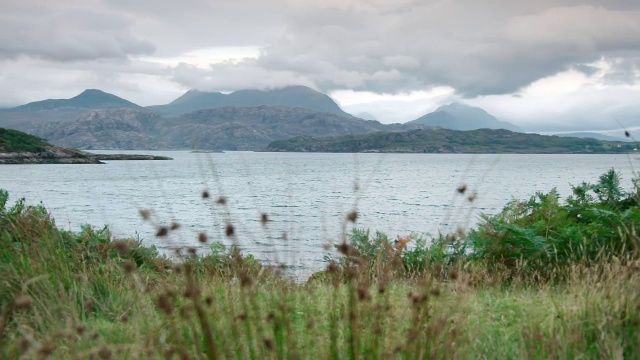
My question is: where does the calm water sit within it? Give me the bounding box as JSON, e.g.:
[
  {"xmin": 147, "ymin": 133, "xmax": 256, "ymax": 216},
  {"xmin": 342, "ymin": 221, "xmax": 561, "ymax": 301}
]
[{"xmin": 1, "ymin": 152, "xmax": 637, "ymax": 280}]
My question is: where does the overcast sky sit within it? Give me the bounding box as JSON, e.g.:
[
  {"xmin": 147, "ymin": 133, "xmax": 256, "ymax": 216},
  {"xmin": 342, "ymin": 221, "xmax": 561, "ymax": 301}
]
[{"xmin": 1, "ymin": 0, "xmax": 639, "ymax": 131}]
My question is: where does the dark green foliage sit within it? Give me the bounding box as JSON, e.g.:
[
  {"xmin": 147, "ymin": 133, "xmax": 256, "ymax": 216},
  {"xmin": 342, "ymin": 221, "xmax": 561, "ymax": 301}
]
[
  {"xmin": 466, "ymin": 169, "xmax": 640, "ymax": 276},
  {"xmin": 0, "ymin": 128, "xmax": 48, "ymax": 152},
  {"xmin": 322, "ymin": 169, "xmax": 640, "ymax": 282},
  {"xmin": 184, "ymin": 241, "xmax": 262, "ymax": 278},
  {"xmin": 267, "ymin": 128, "xmax": 634, "ymax": 153}
]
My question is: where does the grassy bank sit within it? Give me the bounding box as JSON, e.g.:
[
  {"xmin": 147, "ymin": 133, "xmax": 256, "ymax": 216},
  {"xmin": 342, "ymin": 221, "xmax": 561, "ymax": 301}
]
[{"xmin": 1, "ymin": 170, "xmax": 639, "ymax": 359}]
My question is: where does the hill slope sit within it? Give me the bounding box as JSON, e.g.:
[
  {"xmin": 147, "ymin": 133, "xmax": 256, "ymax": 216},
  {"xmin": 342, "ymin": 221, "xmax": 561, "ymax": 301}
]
[
  {"xmin": 29, "ymin": 106, "xmax": 427, "ymax": 151},
  {"xmin": 267, "ymin": 128, "xmax": 633, "ymax": 154},
  {"xmin": 147, "ymin": 85, "xmax": 351, "ymax": 117},
  {"xmin": 10, "ymin": 89, "xmax": 142, "ymax": 112},
  {"xmin": 30, "ymin": 109, "xmax": 167, "ymax": 150},
  {"xmin": 0, "ymin": 89, "xmax": 143, "ymax": 132}
]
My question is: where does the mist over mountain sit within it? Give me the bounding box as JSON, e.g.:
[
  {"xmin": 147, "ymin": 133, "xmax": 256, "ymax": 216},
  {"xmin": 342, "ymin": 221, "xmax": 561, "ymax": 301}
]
[
  {"xmin": 407, "ymin": 103, "xmax": 520, "ymax": 131},
  {"xmin": 147, "ymin": 85, "xmax": 351, "ymax": 117}
]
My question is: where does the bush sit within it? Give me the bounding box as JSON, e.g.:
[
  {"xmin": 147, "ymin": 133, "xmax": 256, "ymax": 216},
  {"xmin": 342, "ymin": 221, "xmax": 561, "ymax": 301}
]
[{"xmin": 465, "ymin": 169, "xmax": 640, "ymax": 278}]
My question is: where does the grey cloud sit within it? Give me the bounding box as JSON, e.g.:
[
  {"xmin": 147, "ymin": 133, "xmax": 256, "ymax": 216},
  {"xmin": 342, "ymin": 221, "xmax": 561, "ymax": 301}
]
[
  {"xmin": 0, "ymin": 1, "xmax": 155, "ymax": 61},
  {"xmin": 6, "ymin": 0, "xmax": 640, "ymax": 107},
  {"xmin": 105, "ymin": 0, "xmax": 287, "ymax": 55},
  {"xmin": 602, "ymin": 58, "xmax": 640, "ymax": 85},
  {"xmin": 166, "ymin": 1, "xmax": 640, "ymax": 97}
]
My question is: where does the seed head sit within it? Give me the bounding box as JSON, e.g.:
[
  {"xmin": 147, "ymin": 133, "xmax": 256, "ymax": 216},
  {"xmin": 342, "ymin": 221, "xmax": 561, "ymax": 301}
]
[
  {"xmin": 122, "ymin": 262, "xmax": 136, "ymax": 274},
  {"xmin": 38, "ymin": 341, "xmax": 57, "ymax": 357},
  {"xmin": 357, "ymin": 286, "xmax": 370, "ymax": 301},
  {"xmin": 346, "ymin": 211, "xmax": 358, "ymax": 222},
  {"xmin": 225, "ymin": 223, "xmax": 235, "ymax": 237},
  {"xmin": 156, "ymin": 227, "xmax": 168, "ymax": 237},
  {"xmin": 98, "ymin": 346, "xmax": 112, "ymax": 359},
  {"xmin": 139, "ymin": 209, "xmax": 151, "ymax": 220},
  {"xmin": 170, "ymin": 222, "xmax": 181, "ymax": 231},
  {"xmin": 456, "ymin": 184, "xmax": 467, "ymax": 194},
  {"xmin": 14, "ymin": 295, "xmax": 32, "ymax": 309},
  {"xmin": 625, "ymin": 130, "xmax": 631, "ymax": 137},
  {"xmin": 84, "ymin": 300, "xmax": 94, "ymax": 312},
  {"xmin": 202, "ymin": 190, "xmax": 210, "ymax": 199},
  {"xmin": 261, "ymin": 213, "xmax": 268, "ymax": 225},
  {"xmin": 337, "ymin": 243, "xmax": 359, "ymax": 257},
  {"xmin": 157, "ymin": 294, "xmax": 173, "ymax": 315},
  {"xmin": 19, "ymin": 338, "xmax": 31, "ymax": 353},
  {"xmin": 198, "ymin": 232, "xmax": 208, "ymax": 243},
  {"xmin": 216, "ymin": 196, "xmax": 227, "ymax": 205},
  {"xmin": 110, "ymin": 240, "xmax": 130, "ymax": 255},
  {"xmin": 263, "ymin": 338, "xmax": 274, "ymax": 350}
]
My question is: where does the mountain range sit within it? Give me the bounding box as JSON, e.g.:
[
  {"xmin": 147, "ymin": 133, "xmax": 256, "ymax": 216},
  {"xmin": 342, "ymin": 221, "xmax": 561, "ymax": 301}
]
[
  {"xmin": 0, "ymin": 86, "xmax": 617, "ymax": 151},
  {"xmin": 28, "ymin": 106, "xmax": 427, "ymax": 150}
]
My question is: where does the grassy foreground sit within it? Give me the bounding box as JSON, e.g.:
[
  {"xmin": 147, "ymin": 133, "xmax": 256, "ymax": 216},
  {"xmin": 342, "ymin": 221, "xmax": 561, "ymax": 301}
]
[{"xmin": 1, "ymin": 170, "xmax": 640, "ymax": 359}]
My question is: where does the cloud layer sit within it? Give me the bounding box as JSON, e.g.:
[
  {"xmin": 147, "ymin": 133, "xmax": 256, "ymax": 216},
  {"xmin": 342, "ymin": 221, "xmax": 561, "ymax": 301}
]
[{"xmin": 1, "ymin": 0, "xmax": 640, "ymax": 130}]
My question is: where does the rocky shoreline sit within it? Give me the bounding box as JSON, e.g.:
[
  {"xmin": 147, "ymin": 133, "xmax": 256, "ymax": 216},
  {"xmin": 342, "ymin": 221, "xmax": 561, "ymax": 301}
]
[{"xmin": 0, "ymin": 148, "xmax": 172, "ymax": 164}]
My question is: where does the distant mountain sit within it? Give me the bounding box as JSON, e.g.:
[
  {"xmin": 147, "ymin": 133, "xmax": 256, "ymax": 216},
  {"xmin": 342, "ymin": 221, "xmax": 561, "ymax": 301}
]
[
  {"xmin": 31, "ymin": 108, "xmax": 166, "ymax": 150},
  {"xmin": 147, "ymin": 85, "xmax": 352, "ymax": 117},
  {"xmin": 9, "ymin": 89, "xmax": 142, "ymax": 112},
  {"xmin": 0, "ymin": 89, "xmax": 143, "ymax": 132},
  {"xmin": 553, "ymin": 132, "xmax": 631, "ymax": 142},
  {"xmin": 407, "ymin": 103, "xmax": 520, "ymax": 131},
  {"xmin": 162, "ymin": 106, "xmax": 392, "ymax": 150},
  {"xmin": 30, "ymin": 105, "xmax": 428, "ymax": 151},
  {"xmin": 267, "ymin": 128, "xmax": 632, "ymax": 154},
  {"xmin": 355, "ymin": 112, "xmax": 378, "ymax": 121}
]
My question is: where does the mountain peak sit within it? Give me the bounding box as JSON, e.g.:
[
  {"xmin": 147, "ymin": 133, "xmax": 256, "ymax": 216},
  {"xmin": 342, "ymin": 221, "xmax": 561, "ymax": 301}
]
[
  {"xmin": 149, "ymin": 85, "xmax": 350, "ymax": 117},
  {"xmin": 408, "ymin": 103, "xmax": 519, "ymax": 131},
  {"xmin": 10, "ymin": 89, "xmax": 141, "ymax": 112}
]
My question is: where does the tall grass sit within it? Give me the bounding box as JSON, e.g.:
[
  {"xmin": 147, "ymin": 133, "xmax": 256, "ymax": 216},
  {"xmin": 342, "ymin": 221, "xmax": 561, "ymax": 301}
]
[{"xmin": 1, "ymin": 168, "xmax": 639, "ymax": 359}]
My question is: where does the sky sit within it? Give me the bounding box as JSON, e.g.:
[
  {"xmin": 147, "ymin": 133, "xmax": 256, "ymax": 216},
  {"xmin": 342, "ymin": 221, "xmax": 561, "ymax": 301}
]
[{"xmin": 1, "ymin": 0, "xmax": 640, "ymax": 132}]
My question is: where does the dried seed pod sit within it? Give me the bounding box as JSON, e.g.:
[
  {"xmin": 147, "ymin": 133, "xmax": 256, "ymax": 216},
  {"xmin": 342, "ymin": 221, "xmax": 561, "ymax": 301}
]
[{"xmin": 225, "ymin": 223, "xmax": 235, "ymax": 237}]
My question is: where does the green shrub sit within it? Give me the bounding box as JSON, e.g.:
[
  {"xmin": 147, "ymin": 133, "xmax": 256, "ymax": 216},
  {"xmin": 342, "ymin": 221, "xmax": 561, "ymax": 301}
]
[{"xmin": 465, "ymin": 169, "xmax": 640, "ymax": 278}]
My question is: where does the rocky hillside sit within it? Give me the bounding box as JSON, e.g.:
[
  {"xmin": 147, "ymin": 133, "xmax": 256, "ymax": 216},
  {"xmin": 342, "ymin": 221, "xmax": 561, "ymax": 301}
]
[
  {"xmin": 31, "ymin": 109, "xmax": 167, "ymax": 150},
  {"xmin": 0, "ymin": 128, "xmax": 101, "ymax": 164},
  {"xmin": 29, "ymin": 106, "xmax": 426, "ymax": 150}
]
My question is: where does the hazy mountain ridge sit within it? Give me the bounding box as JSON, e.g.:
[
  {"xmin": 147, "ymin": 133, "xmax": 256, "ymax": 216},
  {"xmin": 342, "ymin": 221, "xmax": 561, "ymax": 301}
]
[
  {"xmin": 31, "ymin": 108, "xmax": 167, "ymax": 150},
  {"xmin": 408, "ymin": 103, "xmax": 520, "ymax": 131},
  {"xmin": 0, "ymin": 89, "xmax": 143, "ymax": 132},
  {"xmin": 147, "ymin": 85, "xmax": 352, "ymax": 117},
  {"xmin": 9, "ymin": 89, "xmax": 142, "ymax": 112}
]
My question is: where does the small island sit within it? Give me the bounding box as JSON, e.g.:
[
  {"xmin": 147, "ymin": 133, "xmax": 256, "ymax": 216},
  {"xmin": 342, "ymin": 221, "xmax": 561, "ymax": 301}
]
[{"xmin": 0, "ymin": 128, "xmax": 172, "ymax": 164}]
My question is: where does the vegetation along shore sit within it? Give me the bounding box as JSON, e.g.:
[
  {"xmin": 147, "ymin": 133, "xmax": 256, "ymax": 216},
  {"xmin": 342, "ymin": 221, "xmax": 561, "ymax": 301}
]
[
  {"xmin": 1, "ymin": 168, "xmax": 639, "ymax": 358},
  {"xmin": 0, "ymin": 128, "xmax": 172, "ymax": 164}
]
